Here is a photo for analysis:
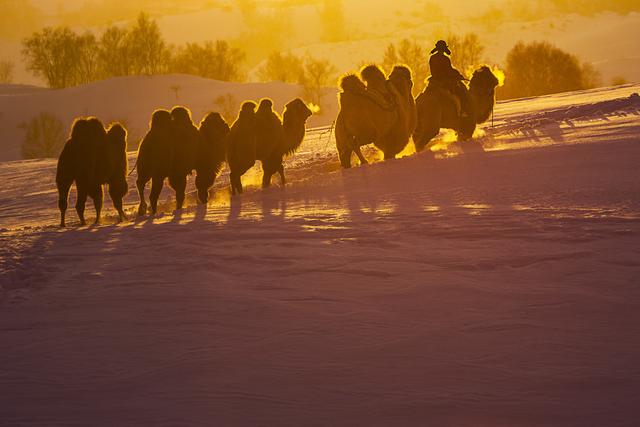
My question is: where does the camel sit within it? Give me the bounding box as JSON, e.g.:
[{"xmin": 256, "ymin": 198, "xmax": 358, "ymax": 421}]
[
  {"xmin": 56, "ymin": 117, "xmax": 111, "ymax": 226},
  {"xmin": 104, "ymin": 123, "xmax": 129, "ymax": 222},
  {"xmin": 168, "ymin": 107, "xmax": 200, "ymax": 210},
  {"xmin": 260, "ymin": 98, "xmax": 313, "ymax": 188},
  {"xmin": 413, "ymin": 66, "xmax": 500, "ymax": 151},
  {"xmin": 195, "ymin": 112, "xmax": 230, "ymax": 204},
  {"xmin": 136, "ymin": 107, "xmax": 200, "ymax": 215},
  {"xmin": 227, "ymin": 98, "xmax": 312, "ymax": 195},
  {"xmin": 135, "ymin": 109, "xmax": 174, "ymax": 215},
  {"xmin": 335, "ymin": 64, "xmax": 416, "ymax": 168},
  {"xmin": 227, "ymin": 101, "xmax": 258, "ymax": 196}
]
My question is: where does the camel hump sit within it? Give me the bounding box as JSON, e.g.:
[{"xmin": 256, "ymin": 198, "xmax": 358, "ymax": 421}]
[
  {"xmin": 107, "ymin": 123, "xmax": 127, "ymax": 142},
  {"xmin": 360, "ymin": 65, "xmax": 387, "ymax": 89},
  {"xmin": 340, "ymin": 74, "xmax": 366, "ymax": 93}
]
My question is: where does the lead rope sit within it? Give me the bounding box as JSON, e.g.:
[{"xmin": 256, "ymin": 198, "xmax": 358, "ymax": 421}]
[
  {"xmin": 127, "ymin": 156, "xmax": 138, "ymax": 177},
  {"xmin": 491, "ymin": 104, "xmax": 495, "ymax": 129},
  {"xmin": 321, "ymin": 121, "xmax": 335, "ymax": 153}
]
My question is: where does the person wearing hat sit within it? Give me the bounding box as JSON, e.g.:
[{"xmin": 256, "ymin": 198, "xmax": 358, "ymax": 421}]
[{"xmin": 429, "ymin": 40, "xmax": 471, "ymax": 117}]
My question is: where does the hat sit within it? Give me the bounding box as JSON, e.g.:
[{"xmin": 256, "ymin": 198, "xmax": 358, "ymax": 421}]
[{"xmin": 431, "ymin": 40, "xmax": 451, "ymax": 55}]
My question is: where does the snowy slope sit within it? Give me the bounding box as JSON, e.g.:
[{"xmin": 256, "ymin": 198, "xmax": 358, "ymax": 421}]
[{"xmin": 0, "ymin": 84, "xmax": 639, "ymax": 426}]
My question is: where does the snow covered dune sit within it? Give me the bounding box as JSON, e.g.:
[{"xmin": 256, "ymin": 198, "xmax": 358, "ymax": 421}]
[{"xmin": 0, "ymin": 85, "xmax": 640, "ymax": 426}]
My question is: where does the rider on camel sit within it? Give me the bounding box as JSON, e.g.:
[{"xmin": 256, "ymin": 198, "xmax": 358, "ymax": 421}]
[{"xmin": 429, "ymin": 40, "xmax": 472, "ymax": 117}]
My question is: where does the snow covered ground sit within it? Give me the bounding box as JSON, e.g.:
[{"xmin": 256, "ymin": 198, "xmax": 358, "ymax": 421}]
[{"xmin": 1, "ymin": 84, "xmax": 639, "ymax": 426}]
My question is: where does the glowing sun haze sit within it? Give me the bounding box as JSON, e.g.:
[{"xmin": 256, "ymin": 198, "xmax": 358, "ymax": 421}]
[{"xmin": 1, "ymin": 0, "xmax": 638, "ymax": 86}]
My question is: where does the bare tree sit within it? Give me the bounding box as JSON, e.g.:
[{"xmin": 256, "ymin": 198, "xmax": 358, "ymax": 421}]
[
  {"xmin": 97, "ymin": 26, "xmax": 133, "ymax": 78},
  {"xmin": 299, "ymin": 57, "xmax": 337, "ymax": 110},
  {"xmin": 20, "ymin": 112, "xmax": 66, "ymax": 159},
  {"xmin": 213, "ymin": 93, "xmax": 239, "ymax": 123},
  {"xmin": 501, "ymin": 41, "xmax": 601, "ymax": 99},
  {"xmin": 0, "ymin": 60, "xmax": 14, "ymax": 84},
  {"xmin": 75, "ymin": 32, "xmax": 100, "ymax": 85},
  {"xmin": 22, "ymin": 27, "xmax": 100, "ymax": 88},
  {"xmin": 128, "ymin": 12, "xmax": 170, "ymax": 76},
  {"xmin": 447, "ymin": 33, "xmax": 485, "ymax": 77},
  {"xmin": 23, "ymin": 27, "xmax": 80, "ymax": 88},
  {"xmin": 580, "ymin": 61, "xmax": 602, "ymax": 89},
  {"xmin": 257, "ymin": 51, "xmax": 305, "ymax": 83},
  {"xmin": 383, "ymin": 39, "xmax": 429, "ymax": 96},
  {"xmin": 171, "ymin": 40, "xmax": 246, "ymax": 82},
  {"xmin": 611, "ymin": 76, "xmax": 628, "ymax": 86}
]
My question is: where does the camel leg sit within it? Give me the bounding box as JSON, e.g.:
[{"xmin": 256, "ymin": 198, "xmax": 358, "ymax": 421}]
[
  {"xmin": 335, "ymin": 122, "xmax": 353, "ymax": 169},
  {"xmin": 195, "ymin": 173, "xmax": 212, "ymax": 204},
  {"xmin": 91, "ymin": 185, "xmax": 103, "ymax": 225},
  {"xmin": 354, "ymin": 146, "xmax": 368, "ymax": 165},
  {"xmin": 278, "ymin": 164, "xmax": 285, "ymax": 187},
  {"xmin": 57, "ymin": 179, "xmax": 73, "ymax": 227},
  {"xmin": 229, "ymin": 174, "xmax": 236, "ymax": 196},
  {"xmin": 150, "ymin": 176, "xmax": 164, "ymax": 215},
  {"xmin": 114, "ymin": 198, "xmax": 126, "ymax": 222},
  {"xmin": 338, "ymin": 149, "xmax": 352, "ymax": 169},
  {"xmin": 75, "ymin": 184, "xmax": 88, "ymax": 226},
  {"xmin": 262, "ymin": 161, "xmax": 277, "ymax": 189},
  {"xmin": 170, "ymin": 175, "xmax": 187, "ymax": 211},
  {"xmin": 262, "ymin": 170, "xmax": 274, "ymax": 189},
  {"xmin": 416, "ymin": 127, "xmax": 440, "ymax": 152},
  {"xmin": 458, "ymin": 118, "xmax": 476, "ymax": 141},
  {"xmin": 109, "ymin": 185, "xmax": 127, "ymax": 222},
  {"xmin": 136, "ymin": 175, "xmax": 149, "ymax": 216},
  {"xmin": 230, "ymin": 173, "xmax": 243, "ymax": 195}
]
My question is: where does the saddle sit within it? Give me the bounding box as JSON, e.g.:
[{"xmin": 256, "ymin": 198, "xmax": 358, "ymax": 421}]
[
  {"xmin": 346, "ymin": 82, "xmax": 397, "ymax": 111},
  {"xmin": 427, "ymin": 77, "xmax": 464, "ymax": 116}
]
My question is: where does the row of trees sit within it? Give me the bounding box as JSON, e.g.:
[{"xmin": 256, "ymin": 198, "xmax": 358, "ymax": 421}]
[
  {"xmin": 22, "ymin": 13, "xmax": 245, "ymax": 89},
  {"xmin": 257, "ymin": 52, "xmax": 337, "ymax": 107},
  {"xmin": 21, "ymin": 14, "xmax": 605, "ymax": 103},
  {"xmin": 500, "ymin": 41, "xmax": 601, "ymax": 99},
  {"xmin": 381, "ymin": 34, "xmax": 485, "ymax": 96},
  {"xmin": 16, "ymin": 38, "xmax": 608, "ymax": 161},
  {"xmin": 379, "ymin": 35, "xmax": 602, "ymax": 100}
]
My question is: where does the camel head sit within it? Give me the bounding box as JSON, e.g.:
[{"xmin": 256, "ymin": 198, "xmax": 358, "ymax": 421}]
[
  {"xmin": 106, "ymin": 123, "xmax": 127, "ymax": 145},
  {"xmin": 86, "ymin": 117, "xmax": 107, "ymax": 143},
  {"xmin": 70, "ymin": 118, "xmax": 89, "ymax": 142},
  {"xmin": 258, "ymin": 98, "xmax": 274, "ymax": 112},
  {"xmin": 237, "ymin": 101, "xmax": 257, "ymax": 122},
  {"xmin": 171, "ymin": 106, "xmax": 194, "ymax": 127},
  {"xmin": 281, "ymin": 98, "xmax": 313, "ymax": 156},
  {"xmin": 469, "ymin": 66, "xmax": 500, "ymax": 124},
  {"xmin": 340, "ymin": 74, "xmax": 366, "ymax": 93},
  {"xmin": 284, "ymin": 98, "xmax": 313, "ymax": 124},
  {"xmin": 361, "ymin": 65, "xmax": 387, "ymax": 92}
]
